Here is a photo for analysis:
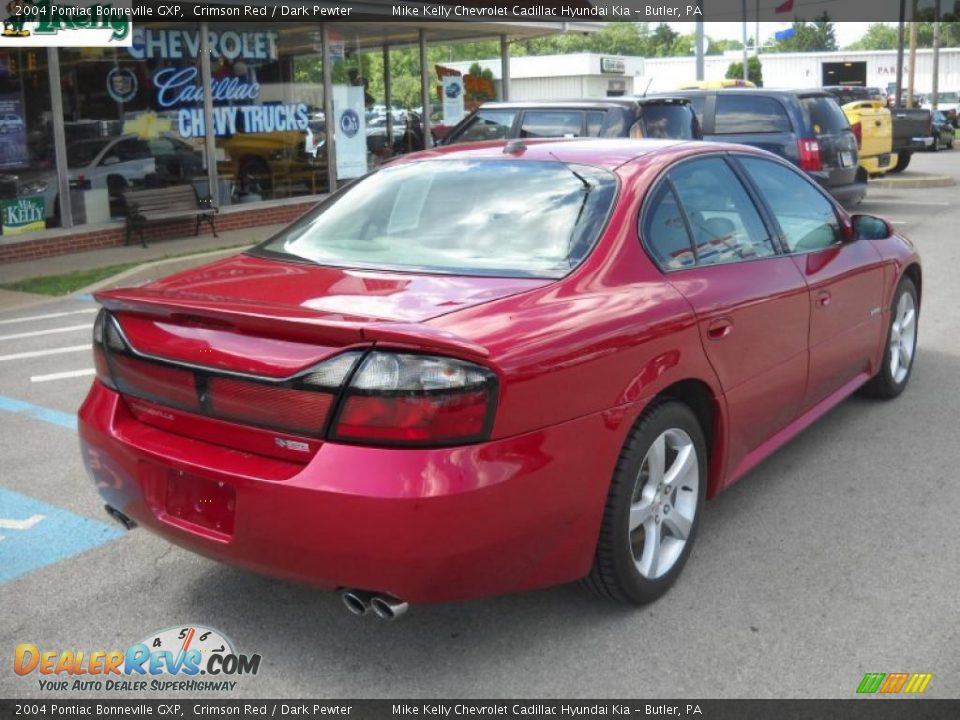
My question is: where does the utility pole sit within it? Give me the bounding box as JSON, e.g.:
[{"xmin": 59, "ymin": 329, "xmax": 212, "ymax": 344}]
[
  {"xmin": 895, "ymin": 0, "xmax": 905, "ymax": 107},
  {"xmin": 932, "ymin": 0, "xmax": 941, "ymax": 110},
  {"xmin": 907, "ymin": 0, "xmax": 918, "ymax": 108},
  {"xmin": 742, "ymin": 0, "xmax": 749, "ymax": 82},
  {"xmin": 695, "ymin": 17, "xmax": 704, "ymax": 81}
]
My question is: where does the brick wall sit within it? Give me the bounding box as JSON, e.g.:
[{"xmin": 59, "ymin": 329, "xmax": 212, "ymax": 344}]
[{"xmin": 0, "ymin": 200, "xmax": 318, "ymax": 265}]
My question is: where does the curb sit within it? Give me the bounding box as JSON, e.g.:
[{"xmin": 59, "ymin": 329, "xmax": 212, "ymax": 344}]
[
  {"xmin": 870, "ymin": 174, "xmax": 956, "ymax": 189},
  {"xmin": 77, "ymin": 244, "xmax": 252, "ymax": 295}
]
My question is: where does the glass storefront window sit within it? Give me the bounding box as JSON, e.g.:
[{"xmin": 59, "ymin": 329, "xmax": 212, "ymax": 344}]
[{"xmin": 0, "ymin": 47, "xmax": 54, "ymax": 236}]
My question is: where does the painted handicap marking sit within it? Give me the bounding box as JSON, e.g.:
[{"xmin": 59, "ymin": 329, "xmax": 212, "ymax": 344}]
[
  {"xmin": 0, "ymin": 487, "xmax": 123, "ymax": 583},
  {"xmin": 0, "ymin": 513, "xmax": 45, "ymax": 541},
  {"xmin": 0, "ymin": 394, "xmax": 78, "ymax": 430}
]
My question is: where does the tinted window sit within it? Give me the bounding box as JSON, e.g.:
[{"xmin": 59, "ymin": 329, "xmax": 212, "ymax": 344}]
[
  {"xmin": 669, "ymin": 158, "xmax": 776, "ymax": 265},
  {"xmin": 801, "ymin": 96, "xmax": 850, "ymax": 135},
  {"xmin": 451, "ymin": 110, "xmax": 516, "ymax": 143},
  {"xmin": 642, "ymin": 184, "xmax": 695, "ymax": 270},
  {"xmin": 520, "ymin": 111, "xmax": 584, "ymax": 138},
  {"xmin": 688, "ymin": 96, "xmax": 705, "ymax": 125},
  {"xmin": 586, "ymin": 111, "xmax": 606, "ymax": 136},
  {"xmin": 740, "ymin": 157, "xmax": 840, "ymax": 253},
  {"xmin": 112, "ymin": 139, "xmax": 150, "ymax": 162},
  {"xmin": 641, "ymin": 104, "xmax": 697, "ymax": 139},
  {"xmin": 257, "ymin": 159, "xmax": 617, "ymax": 279},
  {"xmin": 715, "ymin": 95, "xmax": 791, "ymax": 134}
]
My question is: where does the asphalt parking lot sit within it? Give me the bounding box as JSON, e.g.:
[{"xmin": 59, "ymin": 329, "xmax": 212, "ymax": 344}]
[{"xmin": 1, "ymin": 150, "xmax": 958, "ymax": 700}]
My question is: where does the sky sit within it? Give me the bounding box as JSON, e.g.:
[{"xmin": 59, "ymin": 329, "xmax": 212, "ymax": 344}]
[{"xmin": 668, "ymin": 22, "xmax": 888, "ymax": 48}]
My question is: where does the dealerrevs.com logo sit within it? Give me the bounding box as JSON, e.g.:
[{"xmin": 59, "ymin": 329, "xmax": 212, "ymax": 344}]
[
  {"xmin": 0, "ymin": 0, "xmax": 132, "ymax": 47},
  {"xmin": 14, "ymin": 625, "xmax": 261, "ymax": 693}
]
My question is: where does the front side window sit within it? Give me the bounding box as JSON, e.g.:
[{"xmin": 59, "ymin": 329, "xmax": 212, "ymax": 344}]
[
  {"xmin": 451, "ymin": 111, "xmax": 517, "ymax": 143},
  {"xmin": 519, "ymin": 111, "xmax": 584, "ymax": 138},
  {"xmin": 714, "ymin": 95, "xmax": 792, "ymax": 134},
  {"xmin": 668, "ymin": 158, "xmax": 776, "ymax": 265},
  {"xmin": 255, "ymin": 159, "xmax": 617, "ymax": 279},
  {"xmin": 739, "ymin": 157, "xmax": 841, "ymax": 253}
]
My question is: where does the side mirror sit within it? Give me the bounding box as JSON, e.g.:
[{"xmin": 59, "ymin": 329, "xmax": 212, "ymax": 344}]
[{"xmin": 851, "ymin": 214, "xmax": 893, "ymax": 240}]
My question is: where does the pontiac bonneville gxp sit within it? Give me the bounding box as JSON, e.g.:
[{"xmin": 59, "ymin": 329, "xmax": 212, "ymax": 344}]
[{"xmin": 79, "ymin": 139, "xmax": 920, "ymax": 617}]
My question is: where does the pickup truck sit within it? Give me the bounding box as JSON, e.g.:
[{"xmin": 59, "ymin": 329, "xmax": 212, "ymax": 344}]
[
  {"xmin": 839, "ymin": 100, "xmax": 897, "ymax": 176},
  {"xmin": 889, "ymin": 107, "xmax": 934, "ymax": 172}
]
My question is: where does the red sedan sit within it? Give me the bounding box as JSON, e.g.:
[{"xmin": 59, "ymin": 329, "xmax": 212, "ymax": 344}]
[{"xmin": 79, "ymin": 139, "xmax": 920, "ymax": 616}]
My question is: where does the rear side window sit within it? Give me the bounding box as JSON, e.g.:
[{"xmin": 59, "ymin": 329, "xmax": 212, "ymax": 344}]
[
  {"xmin": 451, "ymin": 110, "xmax": 516, "ymax": 143},
  {"xmin": 640, "ymin": 104, "xmax": 697, "ymax": 139},
  {"xmin": 739, "ymin": 157, "xmax": 840, "ymax": 253},
  {"xmin": 668, "ymin": 158, "xmax": 776, "ymax": 265},
  {"xmin": 642, "ymin": 184, "xmax": 695, "ymax": 270},
  {"xmin": 520, "ymin": 111, "xmax": 583, "ymax": 138},
  {"xmin": 714, "ymin": 95, "xmax": 791, "ymax": 134},
  {"xmin": 800, "ymin": 96, "xmax": 851, "ymax": 135}
]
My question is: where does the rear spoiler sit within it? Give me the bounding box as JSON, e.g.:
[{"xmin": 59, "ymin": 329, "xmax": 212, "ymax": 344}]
[{"xmin": 95, "ymin": 288, "xmax": 490, "ymax": 359}]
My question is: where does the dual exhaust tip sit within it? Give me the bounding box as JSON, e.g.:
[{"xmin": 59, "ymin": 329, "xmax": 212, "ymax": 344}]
[
  {"xmin": 341, "ymin": 589, "xmax": 409, "ymax": 620},
  {"xmin": 104, "ymin": 504, "xmax": 137, "ymax": 531}
]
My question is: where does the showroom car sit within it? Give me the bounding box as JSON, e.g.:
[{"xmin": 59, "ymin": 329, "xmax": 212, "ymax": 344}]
[{"xmin": 79, "ymin": 138, "xmax": 921, "ymax": 616}]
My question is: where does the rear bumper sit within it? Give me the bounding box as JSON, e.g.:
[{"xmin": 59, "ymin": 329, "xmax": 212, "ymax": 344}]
[
  {"xmin": 79, "ymin": 382, "xmax": 628, "ymax": 603},
  {"xmin": 819, "ymin": 179, "xmax": 867, "ymax": 205}
]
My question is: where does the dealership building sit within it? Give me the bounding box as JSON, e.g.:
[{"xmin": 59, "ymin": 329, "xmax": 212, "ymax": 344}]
[{"xmin": 0, "ymin": 13, "xmax": 600, "ymax": 264}]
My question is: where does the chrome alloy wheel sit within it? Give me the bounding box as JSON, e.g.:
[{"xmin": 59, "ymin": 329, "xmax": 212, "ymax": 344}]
[
  {"xmin": 628, "ymin": 429, "xmax": 700, "ymax": 580},
  {"xmin": 889, "ymin": 290, "xmax": 917, "ymax": 385}
]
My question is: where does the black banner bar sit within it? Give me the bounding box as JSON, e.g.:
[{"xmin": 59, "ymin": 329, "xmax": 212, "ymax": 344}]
[{"xmin": 3, "ymin": 700, "xmax": 960, "ymax": 720}]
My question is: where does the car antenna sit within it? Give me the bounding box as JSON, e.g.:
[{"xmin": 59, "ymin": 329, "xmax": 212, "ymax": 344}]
[
  {"xmin": 549, "ymin": 150, "xmax": 591, "ymax": 190},
  {"xmin": 643, "ymin": 77, "xmax": 654, "ymax": 97}
]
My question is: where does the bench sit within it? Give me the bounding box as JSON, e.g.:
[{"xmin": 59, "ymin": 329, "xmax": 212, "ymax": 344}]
[{"xmin": 122, "ymin": 185, "xmax": 217, "ymax": 248}]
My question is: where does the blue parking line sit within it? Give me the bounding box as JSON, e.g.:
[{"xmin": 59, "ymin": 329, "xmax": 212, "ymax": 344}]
[
  {"xmin": 0, "ymin": 395, "xmax": 77, "ymax": 430},
  {"xmin": 73, "ymin": 293, "xmax": 95, "ymax": 303},
  {"xmin": 0, "ymin": 487, "xmax": 124, "ymax": 583}
]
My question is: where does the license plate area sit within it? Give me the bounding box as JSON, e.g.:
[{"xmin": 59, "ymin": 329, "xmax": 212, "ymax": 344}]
[
  {"xmin": 839, "ymin": 151, "xmax": 854, "ymax": 167},
  {"xmin": 878, "ymin": 153, "xmax": 891, "ymax": 167},
  {"xmin": 165, "ymin": 470, "xmax": 236, "ymax": 539}
]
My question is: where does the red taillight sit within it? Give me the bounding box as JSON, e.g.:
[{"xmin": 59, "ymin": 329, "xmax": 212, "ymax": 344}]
[
  {"xmin": 207, "ymin": 377, "xmax": 334, "ymax": 435},
  {"xmin": 330, "ymin": 351, "xmax": 497, "ymax": 446},
  {"xmin": 851, "ymin": 122, "xmax": 862, "ymax": 149},
  {"xmin": 798, "ymin": 138, "xmax": 822, "ymax": 172},
  {"xmin": 112, "ymin": 354, "xmax": 201, "ymax": 411}
]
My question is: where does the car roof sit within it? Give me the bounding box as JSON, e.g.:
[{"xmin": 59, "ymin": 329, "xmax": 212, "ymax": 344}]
[
  {"xmin": 475, "ymin": 97, "xmax": 690, "ymax": 111},
  {"xmin": 663, "ymin": 87, "xmax": 830, "ymax": 98},
  {"xmin": 392, "ymin": 137, "xmax": 753, "ymax": 171}
]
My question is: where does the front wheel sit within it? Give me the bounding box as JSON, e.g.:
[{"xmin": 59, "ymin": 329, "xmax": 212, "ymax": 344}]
[
  {"xmin": 891, "ymin": 153, "xmax": 912, "ymax": 173},
  {"xmin": 861, "ymin": 277, "xmax": 918, "ymax": 399},
  {"xmin": 582, "ymin": 400, "xmax": 707, "ymax": 605}
]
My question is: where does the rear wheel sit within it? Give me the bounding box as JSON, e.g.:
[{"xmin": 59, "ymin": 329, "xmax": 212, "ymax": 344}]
[
  {"xmin": 861, "ymin": 277, "xmax": 918, "ymax": 399},
  {"xmin": 583, "ymin": 400, "xmax": 707, "ymax": 605},
  {"xmin": 891, "ymin": 153, "xmax": 912, "ymax": 173}
]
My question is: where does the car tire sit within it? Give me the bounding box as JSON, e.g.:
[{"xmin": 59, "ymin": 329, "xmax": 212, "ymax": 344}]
[
  {"xmin": 861, "ymin": 277, "xmax": 919, "ymax": 400},
  {"xmin": 891, "ymin": 153, "xmax": 912, "ymax": 173},
  {"xmin": 582, "ymin": 400, "xmax": 707, "ymax": 605}
]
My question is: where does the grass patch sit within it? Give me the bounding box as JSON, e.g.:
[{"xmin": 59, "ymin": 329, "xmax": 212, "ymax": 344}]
[{"xmin": 0, "ymin": 262, "xmax": 140, "ymax": 296}]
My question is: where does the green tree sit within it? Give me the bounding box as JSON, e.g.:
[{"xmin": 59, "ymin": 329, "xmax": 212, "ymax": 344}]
[
  {"xmin": 770, "ymin": 13, "xmax": 838, "ymax": 52},
  {"xmin": 725, "ymin": 56, "xmax": 763, "ymax": 86},
  {"xmin": 847, "ymin": 23, "xmax": 900, "ymax": 50}
]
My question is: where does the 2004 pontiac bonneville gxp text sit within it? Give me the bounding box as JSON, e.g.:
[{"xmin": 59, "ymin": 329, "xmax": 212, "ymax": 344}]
[{"xmin": 78, "ymin": 138, "xmax": 921, "ymax": 618}]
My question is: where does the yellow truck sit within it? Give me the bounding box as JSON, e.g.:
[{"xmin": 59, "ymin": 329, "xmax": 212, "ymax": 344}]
[{"xmin": 841, "ymin": 100, "xmax": 897, "ymax": 176}]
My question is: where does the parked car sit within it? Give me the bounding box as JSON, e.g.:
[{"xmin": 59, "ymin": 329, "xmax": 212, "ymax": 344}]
[
  {"xmin": 929, "ymin": 110, "xmax": 956, "ymax": 151},
  {"xmin": 442, "ymin": 98, "xmax": 701, "ymax": 145},
  {"xmin": 822, "ymin": 85, "xmax": 886, "ymax": 105},
  {"xmin": 0, "ymin": 113, "xmax": 24, "ymax": 133},
  {"xmin": 921, "ymin": 91, "xmax": 959, "ymax": 126},
  {"xmin": 676, "ymin": 79, "xmax": 756, "ymax": 90},
  {"xmin": 889, "ymin": 106, "xmax": 934, "ymax": 172},
  {"xmin": 667, "ymin": 88, "xmax": 865, "ymax": 205},
  {"xmin": 80, "ymin": 138, "xmax": 921, "ymax": 610}
]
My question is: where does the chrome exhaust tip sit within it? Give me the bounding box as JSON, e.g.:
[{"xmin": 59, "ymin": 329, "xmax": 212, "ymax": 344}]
[
  {"xmin": 370, "ymin": 594, "xmax": 409, "ymax": 621},
  {"xmin": 104, "ymin": 504, "xmax": 137, "ymax": 530},
  {"xmin": 341, "ymin": 589, "xmax": 373, "ymax": 616}
]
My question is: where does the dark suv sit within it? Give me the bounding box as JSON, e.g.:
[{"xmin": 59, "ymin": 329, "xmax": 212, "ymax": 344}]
[
  {"xmin": 666, "ymin": 89, "xmax": 864, "ymax": 205},
  {"xmin": 442, "ymin": 97, "xmax": 701, "ymax": 145}
]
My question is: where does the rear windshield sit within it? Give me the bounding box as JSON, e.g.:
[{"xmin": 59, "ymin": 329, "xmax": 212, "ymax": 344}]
[
  {"xmin": 254, "ymin": 159, "xmax": 617, "ymax": 279},
  {"xmin": 800, "ymin": 96, "xmax": 851, "ymax": 135},
  {"xmin": 714, "ymin": 95, "xmax": 792, "ymax": 134},
  {"xmin": 640, "ymin": 104, "xmax": 697, "ymax": 139}
]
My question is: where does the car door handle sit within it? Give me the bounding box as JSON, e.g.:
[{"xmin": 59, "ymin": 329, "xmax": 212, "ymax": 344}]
[
  {"xmin": 816, "ymin": 290, "xmax": 832, "ymax": 307},
  {"xmin": 706, "ymin": 317, "xmax": 734, "ymax": 340}
]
